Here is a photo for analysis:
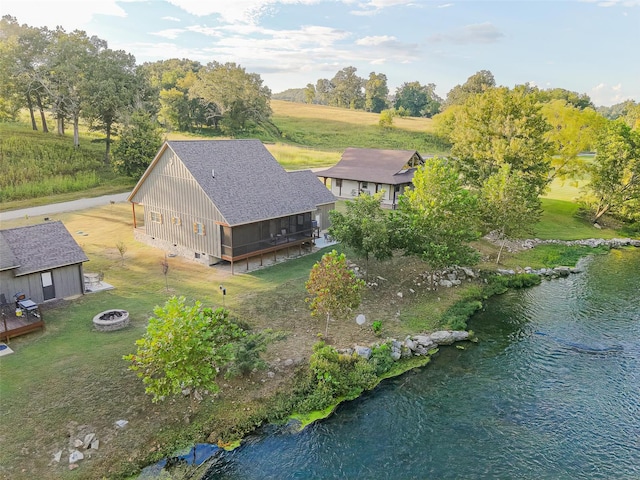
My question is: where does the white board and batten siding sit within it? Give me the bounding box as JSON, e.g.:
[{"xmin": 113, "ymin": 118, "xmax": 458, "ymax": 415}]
[
  {"xmin": 130, "ymin": 148, "xmax": 226, "ymax": 259},
  {"xmin": 330, "ymin": 179, "xmax": 396, "ymax": 205}
]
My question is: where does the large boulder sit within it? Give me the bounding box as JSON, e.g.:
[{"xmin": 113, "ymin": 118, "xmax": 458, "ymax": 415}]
[
  {"xmin": 429, "ymin": 330, "xmax": 470, "ymax": 345},
  {"xmin": 354, "ymin": 345, "xmax": 372, "ymax": 360}
]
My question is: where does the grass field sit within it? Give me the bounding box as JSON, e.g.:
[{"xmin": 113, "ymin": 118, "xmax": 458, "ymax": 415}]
[{"xmin": 271, "ymin": 100, "xmax": 449, "ymax": 153}]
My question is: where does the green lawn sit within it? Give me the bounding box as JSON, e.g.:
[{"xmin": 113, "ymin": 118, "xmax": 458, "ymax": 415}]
[{"xmin": 534, "ymin": 198, "xmax": 619, "ymax": 240}]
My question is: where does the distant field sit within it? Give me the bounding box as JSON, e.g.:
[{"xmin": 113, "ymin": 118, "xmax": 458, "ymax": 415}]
[
  {"xmin": 271, "ymin": 100, "xmax": 448, "ymax": 154},
  {"xmin": 271, "ymin": 100, "xmax": 436, "ymax": 133}
]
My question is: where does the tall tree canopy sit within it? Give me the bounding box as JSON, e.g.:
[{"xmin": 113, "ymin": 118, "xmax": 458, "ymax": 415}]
[
  {"xmin": 442, "ymin": 86, "xmax": 553, "ymax": 194},
  {"xmin": 328, "ymin": 66, "xmax": 364, "ymax": 109},
  {"xmin": 328, "ymin": 192, "xmax": 392, "ymax": 275},
  {"xmin": 112, "ymin": 110, "xmax": 163, "ymax": 178},
  {"xmin": 479, "ymin": 164, "xmax": 542, "ymax": 263},
  {"xmin": 443, "ymin": 69, "xmax": 495, "ymax": 108},
  {"xmin": 189, "ymin": 61, "xmax": 272, "ymax": 134},
  {"xmin": 582, "ymin": 119, "xmax": 640, "ymax": 223},
  {"xmin": 393, "ymin": 81, "xmax": 442, "ymax": 117},
  {"xmin": 82, "ymin": 47, "xmax": 142, "ymax": 163},
  {"xmin": 541, "ymin": 99, "xmax": 604, "ymax": 179},
  {"xmin": 139, "ymin": 58, "xmax": 208, "ymax": 131},
  {"xmin": 364, "ymin": 72, "xmax": 389, "ymax": 113},
  {"xmin": 537, "ymin": 88, "xmax": 594, "ymax": 110},
  {"xmin": 392, "ymin": 158, "xmax": 480, "ymax": 287},
  {"xmin": 0, "ymin": 15, "xmax": 50, "ymax": 131}
]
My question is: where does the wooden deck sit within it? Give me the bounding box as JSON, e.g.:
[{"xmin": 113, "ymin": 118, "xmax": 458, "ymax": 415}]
[
  {"xmin": 221, "ymin": 236, "xmax": 315, "ymax": 274},
  {"xmin": 0, "ymin": 310, "xmax": 45, "ymax": 342}
]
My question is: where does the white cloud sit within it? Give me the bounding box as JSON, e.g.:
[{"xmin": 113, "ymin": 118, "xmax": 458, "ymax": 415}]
[
  {"xmin": 162, "ymin": 16, "xmax": 182, "ymax": 22},
  {"xmin": 165, "ymin": 0, "xmax": 324, "ymax": 24},
  {"xmin": 437, "ymin": 3, "xmax": 454, "ymax": 8},
  {"xmin": 1, "ymin": 0, "xmax": 130, "ymax": 30},
  {"xmin": 589, "ymin": 82, "xmax": 635, "ymax": 106},
  {"xmin": 356, "ymin": 35, "xmax": 397, "ymax": 46},
  {"xmin": 151, "ymin": 28, "xmax": 185, "ymax": 40},
  {"xmin": 350, "ymin": 0, "xmax": 420, "ymax": 16}
]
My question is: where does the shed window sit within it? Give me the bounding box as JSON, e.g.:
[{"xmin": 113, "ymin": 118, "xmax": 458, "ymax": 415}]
[
  {"xmin": 335, "ymin": 179, "xmax": 342, "ymax": 187},
  {"xmin": 361, "ymin": 182, "xmax": 368, "ymax": 189},
  {"xmin": 193, "ymin": 222, "xmax": 206, "ymax": 236},
  {"xmin": 150, "ymin": 212, "xmax": 163, "ymax": 223}
]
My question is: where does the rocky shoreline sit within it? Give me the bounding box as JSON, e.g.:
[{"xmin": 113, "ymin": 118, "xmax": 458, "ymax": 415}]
[{"xmin": 485, "ymin": 234, "xmax": 640, "ymax": 254}]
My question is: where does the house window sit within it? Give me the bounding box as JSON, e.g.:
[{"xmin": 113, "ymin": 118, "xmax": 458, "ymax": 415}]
[
  {"xmin": 193, "ymin": 222, "xmax": 206, "ymax": 236},
  {"xmin": 171, "ymin": 216, "xmax": 181, "ymax": 226},
  {"xmin": 335, "ymin": 179, "xmax": 342, "ymax": 187},
  {"xmin": 150, "ymin": 211, "xmax": 162, "ymax": 223},
  {"xmin": 361, "ymin": 182, "xmax": 368, "ymax": 189}
]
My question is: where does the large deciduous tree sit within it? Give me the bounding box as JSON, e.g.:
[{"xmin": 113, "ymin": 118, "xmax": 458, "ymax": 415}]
[
  {"xmin": 479, "ymin": 164, "xmax": 542, "ymax": 263},
  {"xmin": 328, "ymin": 192, "xmax": 392, "ymax": 277},
  {"xmin": 306, "ymin": 250, "xmax": 365, "ymax": 339},
  {"xmin": 392, "ymin": 158, "xmax": 480, "ymax": 288},
  {"xmin": 537, "ymin": 88, "xmax": 594, "ymax": 110},
  {"xmin": 140, "ymin": 58, "xmax": 206, "ymax": 131},
  {"xmin": 582, "ymin": 119, "xmax": 640, "ymax": 223},
  {"xmin": 112, "ymin": 110, "xmax": 163, "ymax": 178},
  {"xmin": 393, "ymin": 81, "xmax": 441, "ymax": 117},
  {"xmin": 45, "ymin": 28, "xmax": 105, "ymax": 145},
  {"xmin": 443, "ymin": 69, "xmax": 495, "ymax": 108},
  {"xmin": 364, "ymin": 72, "xmax": 389, "ymax": 113},
  {"xmin": 0, "ymin": 16, "xmax": 51, "ymax": 131},
  {"xmin": 541, "ymin": 99, "xmax": 604, "ymax": 179},
  {"xmin": 328, "ymin": 66, "xmax": 364, "ymax": 109},
  {"xmin": 189, "ymin": 61, "xmax": 272, "ymax": 134},
  {"xmin": 82, "ymin": 47, "xmax": 140, "ymax": 163},
  {"xmin": 124, "ymin": 296, "xmax": 246, "ymax": 408},
  {"xmin": 445, "ymin": 86, "xmax": 553, "ymax": 194}
]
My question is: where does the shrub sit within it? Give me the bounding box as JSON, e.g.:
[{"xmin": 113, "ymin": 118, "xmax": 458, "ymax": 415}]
[
  {"xmin": 371, "ymin": 320, "xmax": 382, "ymax": 336},
  {"xmin": 369, "ymin": 343, "xmax": 395, "ymax": 376}
]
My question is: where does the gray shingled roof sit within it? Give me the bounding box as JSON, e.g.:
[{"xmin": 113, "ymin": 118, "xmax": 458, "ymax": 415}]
[
  {"xmin": 0, "ymin": 221, "xmax": 89, "ymax": 276},
  {"xmin": 287, "ymin": 169, "xmax": 336, "ymax": 206},
  {"xmin": 0, "ymin": 232, "xmax": 19, "ymax": 271},
  {"xmin": 167, "ymin": 140, "xmax": 318, "ymax": 226},
  {"xmin": 317, "ymin": 147, "xmax": 424, "ymax": 185}
]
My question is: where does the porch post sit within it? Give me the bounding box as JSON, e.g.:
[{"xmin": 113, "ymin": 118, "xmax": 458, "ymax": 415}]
[{"xmin": 132, "ymin": 203, "xmax": 137, "ymax": 229}]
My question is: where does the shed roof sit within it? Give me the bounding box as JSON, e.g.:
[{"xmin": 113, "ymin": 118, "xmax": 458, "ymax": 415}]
[
  {"xmin": 0, "ymin": 221, "xmax": 89, "ymax": 276},
  {"xmin": 132, "ymin": 140, "xmax": 318, "ymax": 226},
  {"xmin": 317, "ymin": 147, "xmax": 424, "ymax": 185},
  {"xmin": 287, "ymin": 169, "xmax": 336, "ymax": 207},
  {"xmin": 0, "ymin": 232, "xmax": 19, "ymax": 272}
]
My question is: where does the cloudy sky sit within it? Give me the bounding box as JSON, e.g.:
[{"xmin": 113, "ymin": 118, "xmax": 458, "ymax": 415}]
[{"xmin": 2, "ymin": 0, "xmax": 638, "ymax": 106}]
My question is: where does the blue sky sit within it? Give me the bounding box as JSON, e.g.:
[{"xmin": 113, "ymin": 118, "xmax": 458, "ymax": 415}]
[{"xmin": 2, "ymin": 0, "xmax": 639, "ymax": 106}]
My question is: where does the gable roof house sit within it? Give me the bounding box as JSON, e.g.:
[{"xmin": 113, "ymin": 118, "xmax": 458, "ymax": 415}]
[
  {"xmin": 128, "ymin": 140, "xmax": 336, "ymax": 272},
  {"xmin": 317, "ymin": 147, "xmax": 426, "ymax": 208},
  {"xmin": 0, "ymin": 221, "xmax": 89, "ymax": 305}
]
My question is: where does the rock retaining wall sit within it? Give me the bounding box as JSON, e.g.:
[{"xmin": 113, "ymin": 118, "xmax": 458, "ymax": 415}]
[{"xmin": 339, "ymin": 330, "xmax": 471, "ymax": 361}]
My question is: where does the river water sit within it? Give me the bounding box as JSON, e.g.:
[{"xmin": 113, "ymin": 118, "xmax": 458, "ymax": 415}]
[{"xmin": 201, "ymin": 249, "xmax": 640, "ymax": 479}]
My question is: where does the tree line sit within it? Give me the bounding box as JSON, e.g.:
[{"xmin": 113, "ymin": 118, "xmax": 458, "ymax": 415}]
[{"xmin": 0, "ymin": 15, "xmax": 274, "ymax": 170}]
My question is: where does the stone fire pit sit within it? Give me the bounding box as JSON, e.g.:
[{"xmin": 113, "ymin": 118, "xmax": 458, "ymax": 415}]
[{"xmin": 93, "ymin": 310, "xmax": 129, "ymax": 331}]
